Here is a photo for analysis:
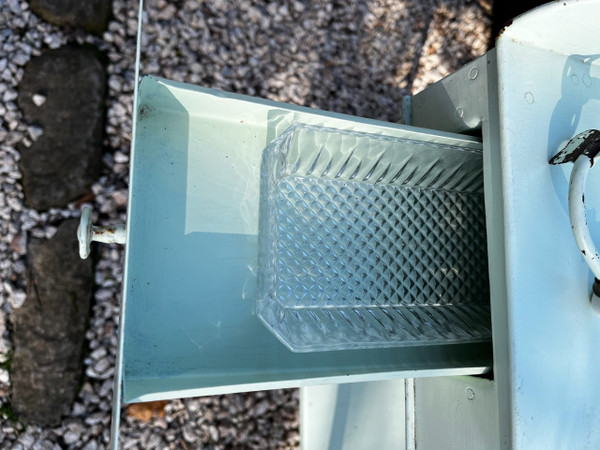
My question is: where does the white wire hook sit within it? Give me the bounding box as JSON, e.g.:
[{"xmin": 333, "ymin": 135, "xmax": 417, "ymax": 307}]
[
  {"xmin": 568, "ymin": 154, "xmax": 600, "ymax": 279},
  {"xmin": 550, "ymin": 129, "xmax": 600, "ymax": 313}
]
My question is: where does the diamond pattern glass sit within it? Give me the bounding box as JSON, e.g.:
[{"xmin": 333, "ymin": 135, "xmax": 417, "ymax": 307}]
[{"xmin": 258, "ymin": 124, "xmax": 491, "ymax": 352}]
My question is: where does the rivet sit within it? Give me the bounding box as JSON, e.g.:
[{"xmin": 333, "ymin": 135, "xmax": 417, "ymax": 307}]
[
  {"xmin": 524, "ymin": 92, "xmax": 535, "ymax": 104},
  {"xmin": 466, "ymin": 387, "xmax": 475, "ymax": 400},
  {"xmin": 571, "ymin": 74, "xmax": 579, "ymax": 85}
]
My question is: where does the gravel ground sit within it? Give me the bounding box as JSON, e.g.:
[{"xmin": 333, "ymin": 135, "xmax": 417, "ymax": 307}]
[{"xmin": 0, "ymin": 0, "xmax": 491, "ymax": 448}]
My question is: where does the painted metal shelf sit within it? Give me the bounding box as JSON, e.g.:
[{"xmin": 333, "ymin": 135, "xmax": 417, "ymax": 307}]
[{"xmin": 120, "ymin": 76, "xmax": 491, "ymax": 408}]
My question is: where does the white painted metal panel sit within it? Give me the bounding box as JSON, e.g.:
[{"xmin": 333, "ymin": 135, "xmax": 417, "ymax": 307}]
[
  {"xmin": 414, "ymin": 376, "xmax": 499, "ymax": 450},
  {"xmin": 412, "ymin": 3, "xmax": 600, "ymax": 446},
  {"xmin": 301, "ymin": 380, "xmax": 405, "ymax": 450},
  {"xmin": 413, "ymin": 51, "xmax": 509, "ymax": 447},
  {"xmin": 495, "ymin": 2, "xmax": 600, "ymax": 447}
]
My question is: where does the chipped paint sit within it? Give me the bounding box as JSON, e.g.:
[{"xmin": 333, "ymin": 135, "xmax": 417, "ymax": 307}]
[
  {"xmin": 549, "ymin": 129, "xmax": 600, "ymax": 165},
  {"xmin": 497, "ymin": 19, "xmax": 513, "ymax": 39}
]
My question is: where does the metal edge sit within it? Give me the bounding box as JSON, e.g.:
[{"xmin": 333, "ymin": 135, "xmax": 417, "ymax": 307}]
[
  {"xmin": 123, "ymin": 366, "xmax": 490, "ymax": 404},
  {"xmin": 405, "ymin": 378, "xmax": 416, "ymax": 450},
  {"xmin": 110, "ymin": 0, "xmax": 144, "ymax": 448},
  {"xmin": 143, "ymin": 74, "xmax": 484, "ymax": 148},
  {"xmin": 410, "ymin": 50, "xmax": 508, "ymax": 447},
  {"xmin": 480, "ymin": 49, "xmax": 512, "ymax": 449},
  {"xmin": 299, "ymin": 386, "xmax": 308, "ymax": 450}
]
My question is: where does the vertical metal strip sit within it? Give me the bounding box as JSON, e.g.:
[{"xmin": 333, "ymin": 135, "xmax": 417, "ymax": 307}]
[
  {"xmin": 405, "ymin": 378, "xmax": 416, "ymax": 450},
  {"xmin": 109, "ymin": 0, "xmax": 144, "ymax": 448},
  {"xmin": 402, "ymin": 95, "xmax": 412, "ymax": 126}
]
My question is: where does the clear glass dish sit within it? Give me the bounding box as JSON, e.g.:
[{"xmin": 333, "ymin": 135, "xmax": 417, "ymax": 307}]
[{"xmin": 257, "ymin": 123, "xmax": 491, "ymax": 352}]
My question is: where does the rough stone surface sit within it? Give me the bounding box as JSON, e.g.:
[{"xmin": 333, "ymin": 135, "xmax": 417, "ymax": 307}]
[
  {"xmin": 18, "ymin": 46, "xmax": 105, "ymax": 211},
  {"xmin": 11, "ymin": 220, "xmax": 93, "ymax": 426},
  {"xmin": 29, "ymin": 0, "xmax": 112, "ymax": 34}
]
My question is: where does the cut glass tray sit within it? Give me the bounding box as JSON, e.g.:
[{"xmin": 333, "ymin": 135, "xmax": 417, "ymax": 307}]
[{"xmin": 258, "ymin": 124, "xmax": 491, "ymax": 352}]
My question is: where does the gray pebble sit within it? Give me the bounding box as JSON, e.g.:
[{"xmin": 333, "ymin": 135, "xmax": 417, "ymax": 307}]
[
  {"xmin": 146, "ymin": 433, "xmax": 161, "ymax": 449},
  {"xmin": 32, "ymin": 440, "xmax": 60, "ymax": 450},
  {"xmin": 90, "ymin": 346, "xmax": 107, "ymax": 360},
  {"xmin": 17, "ymin": 432, "xmax": 35, "ymax": 448},
  {"xmin": 5, "ymin": 131, "xmax": 23, "ymax": 146},
  {"xmin": 10, "ymin": 290, "xmax": 26, "ymax": 309},
  {"xmin": 98, "ymin": 379, "xmax": 112, "ymax": 398},
  {"xmin": 84, "ymin": 411, "xmax": 107, "ymax": 426},
  {"xmin": 72, "ymin": 402, "xmax": 86, "ymax": 416},
  {"xmin": 95, "ymin": 288, "xmax": 113, "ymax": 301},
  {"xmin": 62, "ymin": 429, "xmax": 80, "ymax": 445},
  {"xmin": 12, "ymin": 53, "xmax": 28, "ymax": 66},
  {"xmin": 7, "ymin": 0, "xmax": 21, "ymax": 14},
  {"xmin": 32, "ymin": 93, "xmax": 46, "ymax": 106},
  {"xmin": 156, "ymin": 4, "xmax": 176, "ymax": 21},
  {"xmin": 113, "ymin": 151, "xmax": 128, "ymax": 163},
  {"xmin": 92, "ymin": 357, "xmax": 110, "ymax": 375},
  {"xmin": 81, "ymin": 440, "xmax": 98, "ymax": 450},
  {"xmin": 182, "ymin": 425, "xmax": 197, "ymax": 443},
  {"xmin": 26, "ymin": 125, "xmax": 43, "ymax": 141},
  {"xmin": 3, "ymin": 89, "xmax": 17, "ymax": 102}
]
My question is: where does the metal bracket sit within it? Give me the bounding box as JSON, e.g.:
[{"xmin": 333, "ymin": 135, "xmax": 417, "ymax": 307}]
[{"xmin": 411, "ymin": 56, "xmax": 487, "ymax": 134}]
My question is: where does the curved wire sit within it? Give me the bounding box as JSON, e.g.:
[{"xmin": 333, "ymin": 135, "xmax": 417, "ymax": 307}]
[{"xmin": 568, "ymin": 155, "xmax": 600, "ymax": 279}]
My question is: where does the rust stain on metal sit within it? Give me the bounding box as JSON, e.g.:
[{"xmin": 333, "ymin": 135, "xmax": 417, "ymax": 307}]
[
  {"xmin": 94, "ymin": 226, "xmax": 116, "ymax": 236},
  {"xmin": 74, "ymin": 192, "xmax": 95, "ymax": 208}
]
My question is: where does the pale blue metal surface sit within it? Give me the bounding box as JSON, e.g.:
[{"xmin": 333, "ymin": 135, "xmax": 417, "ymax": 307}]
[
  {"xmin": 119, "ymin": 76, "xmax": 492, "ymax": 406},
  {"xmin": 412, "ymin": 50, "xmax": 511, "ymax": 447},
  {"xmin": 414, "ymin": 376, "xmax": 499, "ymax": 449},
  {"xmin": 300, "ymin": 380, "xmax": 406, "ymax": 450},
  {"xmin": 495, "ymin": 1, "xmax": 600, "ymax": 447},
  {"xmin": 412, "ymin": 3, "xmax": 600, "ymax": 445}
]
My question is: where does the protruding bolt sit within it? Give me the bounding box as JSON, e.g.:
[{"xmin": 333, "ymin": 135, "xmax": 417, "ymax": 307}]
[{"xmin": 77, "ymin": 206, "xmax": 126, "ymax": 259}]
